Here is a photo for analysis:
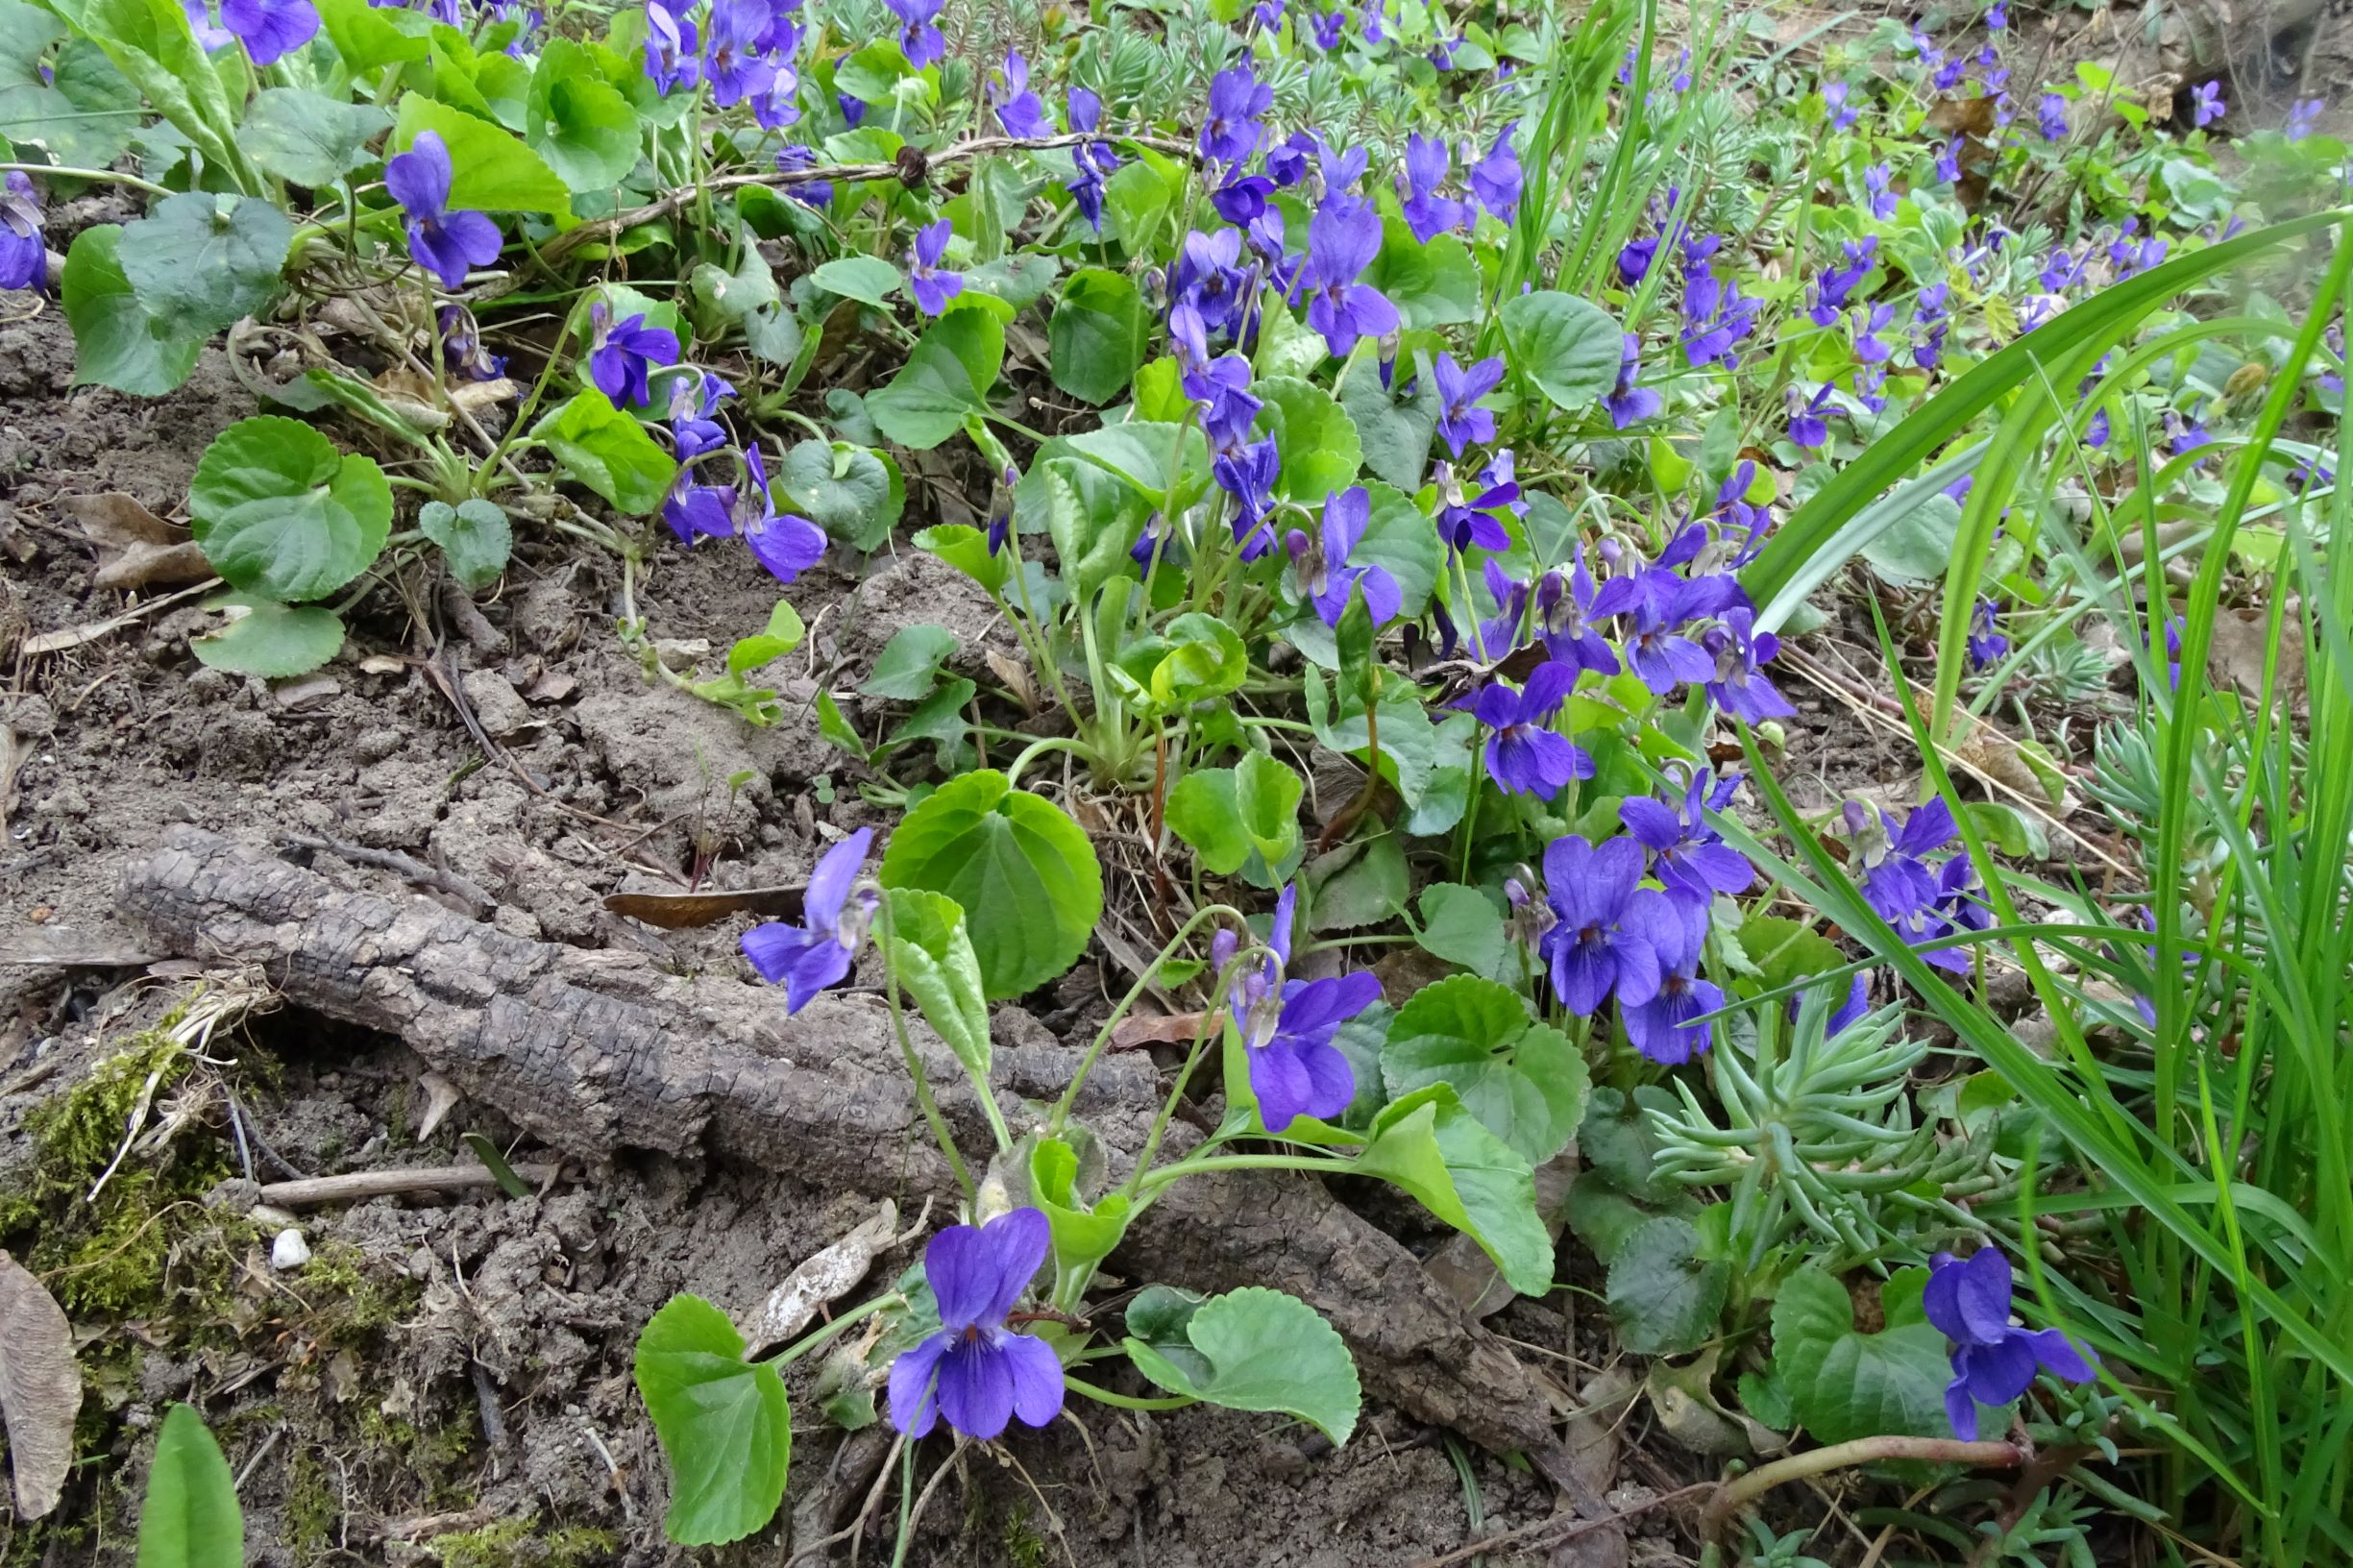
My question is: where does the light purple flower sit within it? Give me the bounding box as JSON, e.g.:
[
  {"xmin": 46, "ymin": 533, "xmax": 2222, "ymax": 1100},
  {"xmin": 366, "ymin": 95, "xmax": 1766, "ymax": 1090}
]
[
  {"xmin": 1214, "ymin": 435, "xmax": 1282, "ymax": 560},
  {"xmin": 1185, "ymin": 354, "xmax": 1262, "ymax": 455},
  {"xmin": 1844, "ymin": 797, "xmax": 1955, "ymax": 924},
  {"xmin": 1536, "ymin": 551, "xmax": 1623, "ymax": 677},
  {"xmin": 906, "ymin": 219, "xmax": 963, "ymax": 316},
  {"xmin": 668, "ymin": 370, "xmax": 734, "ymax": 459},
  {"xmin": 1605, "ymin": 334, "xmax": 1661, "ymax": 429},
  {"xmin": 702, "ymin": 0, "xmax": 774, "ymax": 107},
  {"xmin": 1824, "ymin": 81, "xmax": 1859, "ymax": 132},
  {"xmin": 2037, "ymin": 92, "xmax": 2068, "ymax": 141},
  {"xmin": 1617, "ymin": 890, "xmax": 1723, "ymax": 1064},
  {"xmin": 888, "ymin": 1209, "xmax": 1065, "ymax": 1441},
  {"xmin": 2287, "ymin": 97, "xmax": 2323, "ymax": 142},
  {"xmin": 1703, "ymin": 608, "xmax": 1794, "ymax": 723},
  {"xmin": 1619, "ymin": 573, "xmax": 1718, "ymax": 694},
  {"xmin": 1287, "ymin": 485, "xmax": 1401, "ymax": 628},
  {"xmin": 1863, "ymin": 162, "xmax": 1897, "ymax": 220},
  {"xmin": 386, "ymin": 132, "xmax": 503, "ymax": 291},
  {"xmin": 1924, "ymin": 1248, "xmax": 2096, "ymax": 1441},
  {"xmin": 742, "ymin": 827, "xmax": 877, "ymax": 1011},
  {"xmin": 1467, "ymin": 662, "xmax": 1592, "ymax": 799},
  {"xmin": 663, "ymin": 477, "xmax": 735, "ymax": 544},
  {"xmin": 1247, "ymin": 971, "xmax": 1377, "ymax": 1132},
  {"xmin": 2191, "ymin": 80, "xmax": 2224, "ymax": 128}
]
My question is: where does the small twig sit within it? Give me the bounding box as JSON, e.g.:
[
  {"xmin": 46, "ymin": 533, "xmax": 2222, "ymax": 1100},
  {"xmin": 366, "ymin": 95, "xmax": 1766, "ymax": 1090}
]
[
  {"xmin": 19, "ymin": 578, "xmax": 222, "ymax": 656},
  {"xmin": 1699, "ymin": 1435, "xmax": 2032, "ymax": 1542},
  {"xmin": 279, "ymin": 833, "xmax": 495, "ymax": 917},
  {"xmin": 580, "ymin": 1421, "xmax": 635, "ymax": 1522},
  {"xmin": 223, "ymin": 1085, "xmax": 310, "ymax": 1181},
  {"xmin": 1408, "ymin": 1482, "xmax": 1715, "ymax": 1568},
  {"xmin": 256, "ymin": 1163, "xmax": 562, "ymax": 1207},
  {"xmin": 232, "ymin": 1422, "xmax": 288, "ymax": 1492},
  {"xmin": 85, "ymin": 1061, "xmax": 168, "ymax": 1203}
]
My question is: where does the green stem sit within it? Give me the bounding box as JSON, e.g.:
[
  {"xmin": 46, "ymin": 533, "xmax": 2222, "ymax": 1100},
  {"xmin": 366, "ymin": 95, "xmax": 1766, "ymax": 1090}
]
[
  {"xmin": 879, "ymin": 908, "xmax": 977, "ymax": 1204},
  {"xmin": 1700, "ymin": 1435, "xmax": 2031, "ymax": 1540},
  {"xmin": 1063, "ymin": 1377, "xmax": 1197, "ymax": 1412},
  {"xmin": 3, "ymin": 162, "xmax": 177, "ymax": 198},
  {"xmin": 764, "ymin": 1291, "xmax": 899, "ymax": 1366},
  {"xmin": 1047, "ymin": 903, "xmax": 1241, "ymax": 1138},
  {"xmin": 1003, "ymin": 734, "xmax": 1097, "ymax": 790},
  {"xmin": 1137, "ymin": 1151, "xmax": 1351, "ymax": 1194}
]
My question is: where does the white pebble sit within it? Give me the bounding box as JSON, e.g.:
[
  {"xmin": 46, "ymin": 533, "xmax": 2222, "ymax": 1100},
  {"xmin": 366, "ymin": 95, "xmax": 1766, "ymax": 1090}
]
[{"xmin": 271, "ymin": 1229, "xmax": 311, "ymax": 1270}]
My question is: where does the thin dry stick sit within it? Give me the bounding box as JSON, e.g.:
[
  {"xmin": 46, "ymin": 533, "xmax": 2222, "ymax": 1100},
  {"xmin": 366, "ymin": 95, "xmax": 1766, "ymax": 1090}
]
[
  {"xmin": 257, "ymin": 1164, "xmax": 562, "ymax": 1207},
  {"xmin": 1406, "ymin": 1482, "xmax": 1715, "ymax": 1568}
]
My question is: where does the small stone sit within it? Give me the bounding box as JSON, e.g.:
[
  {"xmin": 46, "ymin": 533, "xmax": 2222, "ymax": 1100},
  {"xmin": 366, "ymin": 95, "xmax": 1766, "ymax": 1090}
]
[
  {"xmin": 205, "ymin": 1177, "xmax": 260, "ymax": 1215},
  {"xmin": 461, "ymin": 669, "xmax": 533, "ymax": 738},
  {"xmin": 272, "ymin": 673, "xmax": 341, "ymax": 711},
  {"xmin": 271, "ymin": 1229, "xmax": 311, "ymax": 1270},
  {"xmin": 249, "ymin": 1204, "xmax": 299, "ymax": 1229}
]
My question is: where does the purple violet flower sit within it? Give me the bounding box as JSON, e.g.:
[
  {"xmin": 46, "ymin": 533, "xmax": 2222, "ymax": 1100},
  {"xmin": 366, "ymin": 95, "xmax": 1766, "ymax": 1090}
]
[
  {"xmin": 1298, "ymin": 199, "xmax": 1397, "ymax": 357},
  {"xmin": 1864, "ymin": 162, "xmax": 1898, "ymax": 220},
  {"xmin": 1703, "ymin": 608, "xmax": 1794, "ymax": 723},
  {"xmin": 1399, "ymin": 133, "xmax": 1465, "ymax": 242},
  {"xmin": 1617, "ymin": 890, "xmax": 1722, "ymax": 1063},
  {"xmin": 1808, "ymin": 237, "xmax": 1878, "ymax": 326},
  {"xmin": 1536, "ymin": 551, "xmax": 1624, "ymax": 677},
  {"xmin": 2287, "ymin": 97, "xmax": 2323, "ymax": 141},
  {"xmin": 668, "ymin": 370, "xmax": 735, "ymax": 459},
  {"xmin": 1287, "ymin": 485, "xmax": 1402, "ymax": 627},
  {"xmin": 993, "ymin": 52, "xmax": 1050, "ymax": 137},
  {"xmin": 776, "ymin": 143, "xmax": 832, "ymax": 207},
  {"xmin": 644, "ymin": 0, "xmax": 699, "ymax": 93},
  {"xmin": 437, "ymin": 305, "xmax": 505, "ymax": 381},
  {"xmin": 1622, "ymin": 770, "xmax": 1755, "ymax": 898},
  {"xmin": 1467, "ymin": 663, "xmax": 1592, "ymax": 799},
  {"xmin": 1824, "ymin": 81, "xmax": 1860, "ymax": 132},
  {"xmin": 1844, "ymin": 797, "xmax": 1955, "ymax": 924},
  {"xmin": 1200, "ymin": 64, "xmax": 1272, "ymax": 164},
  {"xmin": 1434, "ymin": 460, "xmax": 1516, "ymax": 556},
  {"xmin": 742, "ymin": 827, "xmax": 877, "ymax": 1010},
  {"xmin": 1214, "ymin": 435, "xmax": 1282, "ymax": 560},
  {"xmin": 1924, "ymin": 1248, "xmax": 2096, "ymax": 1441},
  {"xmin": 1605, "ymin": 334, "xmax": 1662, "ymax": 429},
  {"xmin": 1468, "ymin": 122, "xmax": 1522, "ymax": 223},
  {"xmin": 587, "ymin": 301, "xmax": 678, "ymax": 409},
  {"xmin": 1065, "ymin": 88, "xmax": 1119, "ymax": 229},
  {"xmin": 737, "ymin": 446, "xmax": 827, "ymax": 582},
  {"xmin": 1266, "ymin": 130, "xmax": 1317, "ymax": 186},
  {"xmin": 663, "ymin": 476, "xmax": 735, "ymax": 544},
  {"xmin": 1247, "ymin": 971, "xmax": 1379, "ymax": 1132},
  {"xmin": 386, "ymin": 132, "xmax": 502, "ymax": 291},
  {"xmin": 888, "ymin": 1209, "xmax": 1065, "ymax": 1441},
  {"xmin": 1540, "ymin": 834, "xmax": 1658, "ymax": 1015},
  {"xmin": 906, "ymin": 219, "xmax": 963, "ymax": 316},
  {"xmin": 2037, "ymin": 91, "xmax": 2068, "ymax": 141},
  {"xmin": 884, "ymin": 0, "xmax": 944, "ymax": 67},
  {"xmin": 1967, "ymin": 597, "xmax": 2008, "ymax": 672},
  {"xmin": 701, "ymin": 0, "xmax": 774, "ymax": 107},
  {"xmin": 1185, "ymin": 354, "xmax": 1262, "ymax": 455},
  {"xmin": 1433, "ymin": 352, "xmax": 1503, "ymax": 455},
  {"xmin": 1310, "ymin": 8, "xmax": 1344, "ymax": 49},
  {"xmin": 1936, "ymin": 137, "xmax": 1964, "ymax": 183},
  {"xmin": 221, "ymin": 0, "xmax": 317, "ymax": 64},
  {"xmin": 2192, "ymin": 80, "xmax": 2224, "ymax": 128},
  {"xmin": 1, "ymin": 174, "xmax": 45, "ymax": 292},
  {"xmin": 1619, "ymin": 573, "xmax": 1718, "ymax": 694},
  {"xmin": 1788, "ymin": 384, "xmax": 1835, "ymax": 450}
]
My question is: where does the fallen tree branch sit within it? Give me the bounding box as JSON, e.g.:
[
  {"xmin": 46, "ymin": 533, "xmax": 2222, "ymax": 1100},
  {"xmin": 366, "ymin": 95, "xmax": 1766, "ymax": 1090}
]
[
  {"xmin": 256, "ymin": 1164, "xmax": 563, "ymax": 1207},
  {"xmin": 120, "ymin": 827, "xmax": 1562, "ymax": 1457}
]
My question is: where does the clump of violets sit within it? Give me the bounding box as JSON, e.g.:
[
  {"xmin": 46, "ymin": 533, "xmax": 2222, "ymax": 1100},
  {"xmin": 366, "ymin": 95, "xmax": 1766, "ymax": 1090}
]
[
  {"xmin": 587, "ymin": 302, "xmax": 679, "ymax": 409},
  {"xmin": 1924, "ymin": 1247, "xmax": 2096, "ymax": 1440},
  {"xmin": 906, "ymin": 219, "xmax": 963, "ymax": 316},
  {"xmin": 386, "ymin": 132, "xmax": 502, "ymax": 291},
  {"xmin": 888, "ymin": 1209, "xmax": 1065, "ymax": 1441},
  {"xmin": 0, "ymin": 174, "xmax": 44, "ymax": 292},
  {"xmin": 742, "ymin": 828, "xmax": 876, "ymax": 1012}
]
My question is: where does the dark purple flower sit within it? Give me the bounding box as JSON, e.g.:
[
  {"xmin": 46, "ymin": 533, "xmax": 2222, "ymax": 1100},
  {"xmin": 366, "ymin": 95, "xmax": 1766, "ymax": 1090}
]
[
  {"xmin": 1065, "ymin": 88, "xmax": 1118, "ymax": 229},
  {"xmin": 1618, "ymin": 234, "xmax": 1659, "ymax": 286},
  {"xmin": 888, "ymin": 1209, "xmax": 1065, "ymax": 1440},
  {"xmin": 885, "ymin": 0, "xmax": 943, "ymax": 67},
  {"xmin": 663, "ymin": 476, "xmax": 735, "ymax": 544},
  {"xmin": 906, "ymin": 219, "xmax": 963, "ymax": 315},
  {"xmin": 1266, "ymin": 130, "xmax": 1316, "ymax": 186},
  {"xmin": 1287, "ymin": 485, "xmax": 1401, "ymax": 627},
  {"xmin": 1, "ymin": 174, "xmax": 43, "ymax": 292},
  {"xmin": 1807, "ymin": 237, "xmax": 1877, "ymax": 327},
  {"xmin": 644, "ymin": 0, "xmax": 699, "ymax": 93},
  {"xmin": 668, "ymin": 370, "xmax": 734, "ymax": 459},
  {"xmin": 993, "ymin": 51, "xmax": 1050, "ymax": 137},
  {"xmin": 1214, "ymin": 885, "xmax": 1295, "ymax": 1046},
  {"xmin": 1434, "ymin": 460, "xmax": 1515, "ymax": 556},
  {"xmin": 221, "ymin": 0, "xmax": 316, "ymax": 64},
  {"xmin": 1935, "ymin": 137, "xmax": 1963, "ymax": 183},
  {"xmin": 1472, "ymin": 559, "xmax": 1532, "ymax": 660},
  {"xmin": 1622, "ymin": 771, "xmax": 1754, "ymax": 898},
  {"xmin": 742, "ymin": 827, "xmax": 876, "ymax": 1010},
  {"xmin": 751, "ymin": 62, "xmax": 802, "ymax": 130},
  {"xmin": 1210, "ymin": 172, "xmax": 1277, "ymax": 226},
  {"xmin": 1924, "ymin": 1248, "xmax": 2096, "ymax": 1440},
  {"xmin": 1540, "ymin": 834, "xmax": 1657, "ymax": 1015},
  {"xmin": 1398, "ymin": 133, "xmax": 1464, "ymax": 242},
  {"xmin": 1200, "ymin": 64, "xmax": 1271, "ymax": 164},
  {"xmin": 737, "ymin": 445, "xmax": 826, "ymax": 582},
  {"xmin": 1214, "ymin": 435, "xmax": 1282, "ymax": 560},
  {"xmin": 387, "ymin": 132, "xmax": 503, "ymax": 291},
  {"xmin": 2037, "ymin": 91, "xmax": 2068, "ymax": 141},
  {"xmin": 1310, "ymin": 8, "xmax": 1344, "ymax": 48},
  {"xmin": 701, "ymin": 0, "xmax": 774, "ymax": 107},
  {"xmin": 1467, "ymin": 663, "xmax": 1592, "ymax": 799},
  {"xmin": 1433, "ymin": 352, "xmax": 1503, "ymax": 455},
  {"xmin": 1316, "ymin": 139, "xmax": 1368, "ymax": 202},
  {"xmin": 1844, "ymin": 797, "xmax": 1954, "ymax": 924},
  {"xmin": 1682, "ymin": 286, "xmax": 1760, "ymax": 369},
  {"xmin": 1605, "ymin": 335, "xmax": 1662, "ymax": 429},
  {"xmin": 775, "ymin": 143, "xmax": 833, "ymax": 206},
  {"xmin": 1166, "ymin": 228, "xmax": 1247, "ymax": 360},
  {"xmin": 1795, "ymin": 971, "xmax": 1874, "ymax": 1034},
  {"xmin": 1703, "ymin": 609, "xmax": 1794, "ymax": 723},
  {"xmin": 438, "ymin": 305, "xmax": 505, "ymax": 381},
  {"xmin": 1617, "ymin": 890, "xmax": 1723, "ymax": 1064},
  {"xmin": 1249, "ymin": 971, "xmax": 1378, "ymax": 1132},
  {"xmin": 2191, "ymin": 80, "xmax": 2224, "ymax": 128},
  {"xmin": 1535, "ymin": 551, "xmax": 1623, "ymax": 677},
  {"xmin": 586, "ymin": 302, "xmax": 678, "ymax": 409},
  {"xmin": 1620, "ymin": 573, "xmax": 1718, "ymax": 694},
  {"xmin": 1298, "ymin": 199, "xmax": 1397, "ymax": 357},
  {"xmin": 1967, "ymin": 597, "xmax": 2008, "ymax": 672},
  {"xmin": 1849, "ymin": 302, "xmax": 1897, "ymax": 365},
  {"xmin": 1185, "ymin": 354, "xmax": 1262, "ymax": 455},
  {"xmin": 1788, "ymin": 384, "xmax": 1834, "ymax": 450},
  {"xmin": 1986, "ymin": 0, "xmax": 2007, "ymax": 26},
  {"xmin": 1468, "ymin": 122, "xmax": 1522, "ymax": 222}
]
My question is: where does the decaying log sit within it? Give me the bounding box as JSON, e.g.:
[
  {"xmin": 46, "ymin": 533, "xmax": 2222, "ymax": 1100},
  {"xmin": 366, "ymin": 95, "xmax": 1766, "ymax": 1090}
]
[{"xmin": 120, "ymin": 826, "xmax": 1563, "ymax": 1456}]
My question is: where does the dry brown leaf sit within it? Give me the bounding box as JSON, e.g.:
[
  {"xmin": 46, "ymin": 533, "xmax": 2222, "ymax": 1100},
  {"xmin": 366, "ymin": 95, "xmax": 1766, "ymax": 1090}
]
[
  {"xmin": 1108, "ymin": 1011, "xmax": 1210, "ymax": 1049},
  {"xmin": 59, "ymin": 492, "xmax": 182, "ymax": 547},
  {"xmin": 0, "ymin": 1250, "xmax": 81, "ymax": 1520},
  {"xmin": 602, "ymin": 885, "xmax": 805, "ymax": 929},
  {"xmin": 94, "ymin": 541, "xmax": 214, "ymax": 591}
]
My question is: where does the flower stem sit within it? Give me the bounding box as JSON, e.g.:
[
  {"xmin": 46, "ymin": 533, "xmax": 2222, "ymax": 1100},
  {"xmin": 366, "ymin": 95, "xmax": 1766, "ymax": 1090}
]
[
  {"xmin": 764, "ymin": 1291, "xmax": 900, "ymax": 1367},
  {"xmin": 1047, "ymin": 903, "xmax": 1240, "ymax": 1139},
  {"xmin": 2, "ymin": 162, "xmax": 174, "ymax": 198},
  {"xmin": 879, "ymin": 910, "xmax": 976, "ymax": 1206},
  {"xmin": 1063, "ymin": 1377, "xmax": 1197, "ymax": 1412},
  {"xmin": 1699, "ymin": 1434, "xmax": 2031, "ymax": 1541}
]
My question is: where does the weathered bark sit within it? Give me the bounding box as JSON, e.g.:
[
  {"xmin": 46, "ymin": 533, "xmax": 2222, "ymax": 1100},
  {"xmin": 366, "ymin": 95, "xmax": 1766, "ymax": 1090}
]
[{"xmin": 120, "ymin": 826, "xmax": 1563, "ymax": 1455}]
